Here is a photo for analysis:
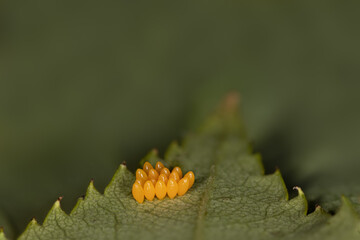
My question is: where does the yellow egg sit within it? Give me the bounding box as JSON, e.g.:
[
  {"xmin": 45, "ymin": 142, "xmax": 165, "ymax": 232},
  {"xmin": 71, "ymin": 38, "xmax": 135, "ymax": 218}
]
[
  {"xmin": 135, "ymin": 179, "xmax": 144, "ymax": 187},
  {"xmin": 148, "ymin": 169, "xmax": 159, "ymax": 181},
  {"xmin": 143, "ymin": 180, "xmax": 155, "ymax": 201},
  {"xmin": 150, "ymin": 178, "xmax": 157, "ymax": 186},
  {"xmin": 178, "ymin": 177, "xmax": 190, "ymax": 196},
  {"xmin": 136, "ymin": 169, "xmax": 148, "ymax": 182},
  {"xmin": 132, "ymin": 182, "xmax": 144, "ymax": 203},
  {"xmin": 172, "ymin": 166, "xmax": 183, "ymax": 178},
  {"xmin": 160, "ymin": 167, "xmax": 170, "ymax": 178},
  {"xmin": 155, "ymin": 180, "xmax": 167, "ymax": 200},
  {"xmin": 158, "ymin": 173, "xmax": 168, "ymax": 184},
  {"xmin": 169, "ymin": 171, "xmax": 180, "ymax": 183},
  {"xmin": 155, "ymin": 161, "xmax": 165, "ymax": 173},
  {"xmin": 184, "ymin": 171, "xmax": 195, "ymax": 188},
  {"xmin": 167, "ymin": 178, "xmax": 178, "ymax": 199},
  {"xmin": 143, "ymin": 161, "xmax": 153, "ymax": 175}
]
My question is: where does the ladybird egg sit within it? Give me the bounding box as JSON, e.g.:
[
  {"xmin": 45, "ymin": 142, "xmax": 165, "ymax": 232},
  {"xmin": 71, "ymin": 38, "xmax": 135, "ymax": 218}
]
[
  {"xmin": 148, "ymin": 169, "xmax": 159, "ymax": 181},
  {"xmin": 132, "ymin": 182, "xmax": 144, "ymax": 203},
  {"xmin": 155, "ymin": 161, "xmax": 165, "ymax": 173},
  {"xmin": 178, "ymin": 177, "xmax": 190, "ymax": 196},
  {"xmin": 135, "ymin": 179, "xmax": 145, "ymax": 187},
  {"xmin": 169, "ymin": 171, "xmax": 180, "ymax": 183},
  {"xmin": 167, "ymin": 178, "xmax": 178, "ymax": 199},
  {"xmin": 172, "ymin": 167, "xmax": 183, "ymax": 178},
  {"xmin": 143, "ymin": 161, "xmax": 153, "ymax": 175},
  {"xmin": 184, "ymin": 171, "xmax": 195, "ymax": 188},
  {"xmin": 155, "ymin": 180, "xmax": 167, "ymax": 200},
  {"xmin": 136, "ymin": 169, "xmax": 148, "ymax": 182},
  {"xmin": 160, "ymin": 167, "xmax": 170, "ymax": 178},
  {"xmin": 150, "ymin": 178, "xmax": 157, "ymax": 186},
  {"xmin": 143, "ymin": 180, "xmax": 155, "ymax": 201},
  {"xmin": 158, "ymin": 173, "xmax": 168, "ymax": 184}
]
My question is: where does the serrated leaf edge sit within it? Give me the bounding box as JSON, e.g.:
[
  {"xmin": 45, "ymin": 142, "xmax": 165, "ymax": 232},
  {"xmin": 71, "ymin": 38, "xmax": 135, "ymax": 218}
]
[{"xmin": 16, "ymin": 138, "xmax": 360, "ymax": 239}]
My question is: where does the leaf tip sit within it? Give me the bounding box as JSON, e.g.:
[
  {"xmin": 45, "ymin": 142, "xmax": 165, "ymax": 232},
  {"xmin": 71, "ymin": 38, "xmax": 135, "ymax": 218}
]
[
  {"xmin": 313, "ymin": 204, "xmax": 331, "ymax": 218},
  {"xmin": 293, "ymin": 186, "xmax": 305, "ymax": 197},
  {"xmin": 221, "ymin": 91, "xmax": 241, "ymax": 113},
  {"xmin": 139, "ymin": 148, "xmax": 161, "ymax": 167},
  {"xmin": 315, "ymin": 204, "xmax": 324, "ymax": 213},
  {"xmin": 54, "ymin": 197, "xmax": 63, "ymax": 208},
  {"xmin": 339, "ymin": 195, "xmax": 357, "ymax": 213},
  {"xmin": 86, "ymin": 178, "xmax": 101, "ymax": 197},
  {"xmin": 23, "ymin": 217, "xmax": 39, "ymax": 230},
  {"xmin": 30, "ymin": 218, "xmax": 38, "ymax": 225},
  {"xmin": 0, "ymin": 228, "xmax": 5, "ymax": 240},
  {"xmin": 70, "ymin": 196, "xmax": 85, "ymax": 215},
  {"xmin": 152, "ymin": 148, "xmax": 159, "ymax": 155},
  {"xmin": 292, "ymin": 186, "xmax": 309, "ymax": 215},
  {"xmin": 164, "ymin": 140, "xmax": 182, "ymax": 162},
  {"xmin": 341, "ymin": 195, "xmax": 351, "ymax": 204},
  {"xmin": 272, "ymin": 169, "xmax": 289, "ymax": 200},
  {"xmin": 333, "ymin": 195, "xmax": 360, "ymax": 221},
  {"xmin": 88, "ymin": 179, "xmax": 95, "ymax": 188}
]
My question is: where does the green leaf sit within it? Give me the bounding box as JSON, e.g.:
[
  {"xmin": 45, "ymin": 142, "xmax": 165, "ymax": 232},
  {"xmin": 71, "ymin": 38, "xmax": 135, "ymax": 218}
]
[
  {"xmin": 16, "ymin": 95, "xmax": 360, "ymax": 240},
  {"xmin": 0, "ymin": 210, "xmax": 13, "ymax": 240},
  {"xmin": 0, "ymin": 231, "xmax": 7, "ymax": 240},
  {"xmin": 302, "ymin": 197, "xmax": 360, "ymax": 240},
  {"xmin": 2, "ymin": 1, "xmax": 360, "ymax": 233}
]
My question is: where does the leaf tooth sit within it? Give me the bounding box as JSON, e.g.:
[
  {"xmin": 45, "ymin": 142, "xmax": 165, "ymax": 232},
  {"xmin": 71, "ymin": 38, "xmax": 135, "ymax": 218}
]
[
  {"xmin": 70, "ymin": 196, "xmax": 85, "ymax": 216},
  {"xmin": 164, "ymin": 141, "xmax": 182, "ymax": 159},
  {"xmin": 104, "ymin": 163, "xmax": 134, "ymax": 196},
  {"xmin": 198, "ymin": 92, "xmax": 246, "ymax": 138},
  {"xmin": 306, "ymin": 196, "xmax": 360, "ymax": 239},
  {"xmin": 120, "ymin": 161, "xmax": 127, "ymax": 167},
  {"xmin": 85, "ymin": 179, "xmax": 101, "ymax": 199},
  {"xmin": 338, "ymin": 195, "xmax": 360, "ymax": 219},
  {"xmin": 30, "ymin": 218, "xmax": 38, "ymax": 226},
  {"xmin": 52, "ymin": 196, "xmax": 62, "ymax": 210},
  {"xmin": 17, "ymin": 218, "xmax": 41, "ymax": 240},
  {"xmin": 42, "ymin": 197, "xmax": 67, "ymax": 225},
  {"xmin": 220, "ymin": 92, "xmax": 241, "ymax": 113},
  {"xmin": 139, "ymin": 148, "xmax": 161, "ymax": 168},
  {"xmin": 293, "ymin": 186, "xmax": 305, "ymax": 197},
  {"xmin": 314, "ymin": 204, "xmax": 330, "ymax": 216},
  {"xmin": 331, "ymin": 196, "xmax": 360, "ymax": 233},
  {"xmin": 50, "ymin": 196, "xmax": 63, "ymax": 211},
  {"xmin": 274, "ymin": 169, "xmax": 289, "ymax": 201},
  {"xmin": 164, "ymin": 141, "xmax": 187, "ymax": 170},
  {"xmin": 118, "ymin": 162, "xmax": 130, "ymax": 174},
  {"xmin": 112, "ymin": 163, "xmax": 131, "ymax": 180},
  {"xmin": 292, "ymin": 186, "xmax": 308, "ymax": 216},
  {"xmin": 0, "ymin": 227, "xmax": 7, "ymax": 239},
  {"xmin": 27, "ymin": 218, "xmax": 39, "ymax": 229},
  {"xmin": 142, "ymin": 148, "xmax": 159, "ymax": 160}
]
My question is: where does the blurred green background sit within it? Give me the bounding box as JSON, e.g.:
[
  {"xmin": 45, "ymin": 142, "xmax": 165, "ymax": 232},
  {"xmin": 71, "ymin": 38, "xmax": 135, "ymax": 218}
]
[{"xmin": 1, "ymin": 1, "xmax": 360, "ymax": 238}]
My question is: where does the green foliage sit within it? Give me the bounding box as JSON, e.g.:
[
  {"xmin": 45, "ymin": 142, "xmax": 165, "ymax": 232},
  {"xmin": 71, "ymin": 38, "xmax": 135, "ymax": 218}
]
[
  {"xmin": 0, "ymin": 212, "xmax": 13, "ymax": 240},
  {"xmin": 9, "ymin": 96, "xmax": 359, "ymax": 240},
  {"xmin": 2, "ymin": 2, "xmax": 360, "ymax": 236},
  {"xmin": 0, "ymin": 230, "xmax": 8, "ymax": 240}
]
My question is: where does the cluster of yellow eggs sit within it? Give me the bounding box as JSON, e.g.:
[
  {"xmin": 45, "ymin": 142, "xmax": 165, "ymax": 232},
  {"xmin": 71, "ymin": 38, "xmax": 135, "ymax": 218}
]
[{"xmin": 132, "ymin": 161, "xmax": 195, "ymax": 203}]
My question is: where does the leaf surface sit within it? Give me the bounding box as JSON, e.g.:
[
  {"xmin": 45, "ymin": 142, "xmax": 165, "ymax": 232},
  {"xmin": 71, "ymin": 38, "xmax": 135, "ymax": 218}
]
[{"xmin": 17, "ymin": 95, "xmax": 360, "ymax": 240}]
